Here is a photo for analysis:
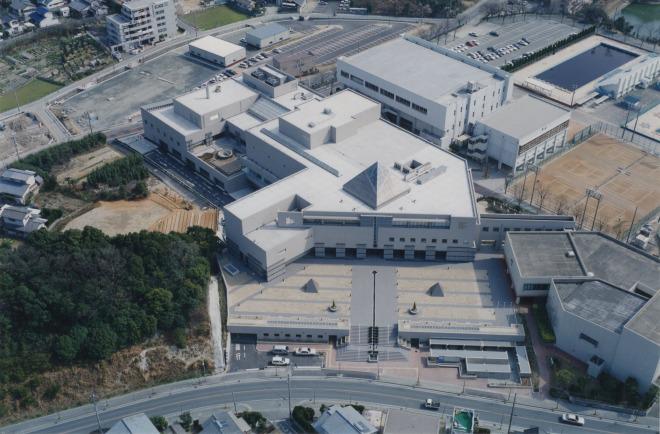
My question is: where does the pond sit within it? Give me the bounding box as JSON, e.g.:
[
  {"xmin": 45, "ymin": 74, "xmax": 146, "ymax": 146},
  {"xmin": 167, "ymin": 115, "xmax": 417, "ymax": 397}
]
[
  {"xmin": 620, "ymin": 2, "xmax": 660, "ymax": 31},
  {"xmin": 535, "ymin": 44, "xmax": 638, "ymax": 91}
]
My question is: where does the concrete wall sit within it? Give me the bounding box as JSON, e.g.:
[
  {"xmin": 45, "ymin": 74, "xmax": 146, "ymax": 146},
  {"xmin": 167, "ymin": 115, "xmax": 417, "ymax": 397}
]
[
  {"xmin": 610, "ymin": 327, "xmax": 660, "ymax": 392},
  {"xmin": 479, "ymin": 215, "xmax": 575, "ymax": 250},
  {"xmin": 189, "ymin": 44, "xmax": 246, "ymax": 67},
  {"xmin": 246, "ymin": 29, "xmax": 289, "ymax": 49}
]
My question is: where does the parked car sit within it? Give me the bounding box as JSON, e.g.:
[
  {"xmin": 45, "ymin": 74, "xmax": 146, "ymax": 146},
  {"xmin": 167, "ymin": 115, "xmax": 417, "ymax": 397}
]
[
  {"xmin": 490, "ymin": 31, "xmax": 499, "ymax": 36},
  {"xmin": 561, "ymin": 413, "xmax": 585, "ymax": 426},
  {"xmin": 294, "ymin": 347, "xmax": 317, "ymax": 356},
  {"xmin": 271, "ymin": 345, "xmax": 289, "ymax": 355},
  {"xmin": 424, "ymin": 399, "xmax": 441, "ymax": 410},
  {"xmin": 271, "ymin": 356, "xmax": 291, "ymax": 366},
  {"xmin": 469, "ymin": 32, "xmax": 478, "ymax": 37}
]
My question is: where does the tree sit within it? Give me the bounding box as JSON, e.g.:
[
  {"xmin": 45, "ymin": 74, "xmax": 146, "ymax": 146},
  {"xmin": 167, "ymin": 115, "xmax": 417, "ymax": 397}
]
[
  {"xmin": 53, "ymin": 335, "xmax": 78, "ymax": 363},
  {"xmin": 292, "ymin": 406, "xmax": 315, "ymax": 433},
  {"xmin": 150, "ymin": 415, "xmax": 168, "ymax": 432},
  {"xmin": 535, "ymin": 182, "xmax": 550, "ymax": 210},
  {"xmin": 178, "ymin": 412, "xmax": 193, "ymax": 431},
  {"xmin": 240, "ymin": 411, "xmax": 268, "ymax": 433},
  {"xmin": 624, "ymin": 377, "xmax": 640, "ymax": 406},
  {"xmin": 555, "ymin": 369, "xmax": 576, "ymax": 390},
  {"xmin": 85, "ymin": 324, "xmax": 118, "ymax": 360}
]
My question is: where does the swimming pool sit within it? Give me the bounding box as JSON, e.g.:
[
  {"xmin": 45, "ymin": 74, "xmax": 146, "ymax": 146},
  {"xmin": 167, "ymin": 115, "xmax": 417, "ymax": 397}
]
[{"xmin": 535, "ymin": 44, "xmax": 638, "ymax": 91}]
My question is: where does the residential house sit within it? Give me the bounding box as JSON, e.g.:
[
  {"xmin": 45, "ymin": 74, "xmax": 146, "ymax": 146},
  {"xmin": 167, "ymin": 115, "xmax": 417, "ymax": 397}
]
[
  {"xmin": 0, "ymin": 204, "xmax": 47, "ymax": 238},
  {"xmin": 0, "ymin": 168, "xmax": 41, "ymax": 205}
]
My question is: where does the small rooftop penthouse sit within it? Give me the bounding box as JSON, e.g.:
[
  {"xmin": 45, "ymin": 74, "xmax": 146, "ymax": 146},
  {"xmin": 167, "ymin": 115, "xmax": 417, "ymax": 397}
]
[{"xmin": 224, "ymin": 89, "xmax": 480, "ymax": 281}]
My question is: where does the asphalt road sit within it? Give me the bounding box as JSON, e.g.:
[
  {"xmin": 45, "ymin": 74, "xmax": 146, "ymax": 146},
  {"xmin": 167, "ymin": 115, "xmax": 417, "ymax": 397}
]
[{"xmin": 2, "ymin": 375, "xmax": 657, "ymax": 434}]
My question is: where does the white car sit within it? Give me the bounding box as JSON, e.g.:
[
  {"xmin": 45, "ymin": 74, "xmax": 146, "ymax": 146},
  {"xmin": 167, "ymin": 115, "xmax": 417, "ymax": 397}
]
[
  {"xmin": 294, "ymin": 347, "xmax": 317, "ymax": 356},
  {"xmin": 561, "ymin": 413, "xmax": 585, "ymax": 426},
  {"xmin": 271, "ymin": 356, "xmax": 291, "ymax": 366}
]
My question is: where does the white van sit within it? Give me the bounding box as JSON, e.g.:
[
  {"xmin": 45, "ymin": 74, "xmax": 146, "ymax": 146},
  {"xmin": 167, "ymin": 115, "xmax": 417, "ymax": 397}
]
[{"xmin": 271, "ymin": 345, "xmax": 289, "ymax": 355}]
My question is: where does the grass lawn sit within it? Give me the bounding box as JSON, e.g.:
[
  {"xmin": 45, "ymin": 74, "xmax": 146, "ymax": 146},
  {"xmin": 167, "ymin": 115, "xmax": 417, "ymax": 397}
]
[
  {"xmin": 0, "ymin": 79, "xmax": 62, "ymax": 113},
  {"xmin": 182, "ymin": 5, "xmax": 249, "ymax": 31}
]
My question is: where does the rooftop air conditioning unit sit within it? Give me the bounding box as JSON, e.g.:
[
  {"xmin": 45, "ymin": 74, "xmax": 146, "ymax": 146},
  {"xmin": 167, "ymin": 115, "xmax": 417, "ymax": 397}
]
[{"xmin": 565, "ymin": 251, "xmax": 575, "ymax": 258}]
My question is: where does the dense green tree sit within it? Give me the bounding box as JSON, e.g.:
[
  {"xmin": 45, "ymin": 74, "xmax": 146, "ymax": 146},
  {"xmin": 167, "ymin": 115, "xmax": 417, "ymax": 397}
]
[
  {"xmin": 150, "ymin": 415, "xmax": 168, "ymax": 432},
  {"xmin": 0, "ymin": 226, "xmax": 215, "ymax": 383},
  {"xmin": 178, "ymin": 412, "xmax": 193, "ymax": 431}
]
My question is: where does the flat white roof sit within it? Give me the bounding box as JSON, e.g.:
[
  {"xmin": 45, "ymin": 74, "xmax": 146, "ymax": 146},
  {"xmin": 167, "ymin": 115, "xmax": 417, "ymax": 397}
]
[
  {"xmin": 340, "ymin": 38, "xmax": 502, "ymax": 104},
  {"xmin": 189, "ymin": 35, "xmax": 244, "ymax": 58},
  {"xmin": 477, "ymin": 95, "xmax": 570, "ymax": 139},
  {"xmin": 175, "ymin": 79, "xmax": 257, "ymax": 117},
  {"xmin": 226, "ymin": 90, "xmax": 477, "ymax": 220}
]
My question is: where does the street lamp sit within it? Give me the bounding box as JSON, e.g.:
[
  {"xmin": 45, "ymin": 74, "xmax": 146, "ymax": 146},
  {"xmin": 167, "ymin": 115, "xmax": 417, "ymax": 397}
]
[{"xmin": 368, "ymin": 270, "xmax": 378, "ymax": 363}]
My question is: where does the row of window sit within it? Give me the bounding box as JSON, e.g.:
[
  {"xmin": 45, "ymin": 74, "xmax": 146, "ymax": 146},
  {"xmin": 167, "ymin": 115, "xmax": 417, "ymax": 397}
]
[
  {"xmin": 482, "ymin": 227, "xmax": 565, "ymax": 233},
  {"xmin": 263, "ymin": 333, "xmax": 324, "ymax": 338},
  {"xmin": 340, "ymin": 70, "xmax": 429, "ymax": 115},
  {"xmin": 518, "ymin": 121, "xmax": 569, "ymax": 155},
  {"xmin": 522, "ymin": 283, "xmax": 549, "ymax": 292},
  {"xmin": 387, "ymin": 237, "xmax": 459, "ymax": 244}
]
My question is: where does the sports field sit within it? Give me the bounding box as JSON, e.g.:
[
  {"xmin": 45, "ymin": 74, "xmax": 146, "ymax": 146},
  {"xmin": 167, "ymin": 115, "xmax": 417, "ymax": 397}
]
[
  {"xmin": 181, "ymin": 5, "xmax": 248, "ymax": 31},
  {"xmin": 0, "ymin": 79, "xmax": 62, "ymax": 112},
  {"xmin": 512, "ymin": 134, "xmax": 660, "ymax": 238}
]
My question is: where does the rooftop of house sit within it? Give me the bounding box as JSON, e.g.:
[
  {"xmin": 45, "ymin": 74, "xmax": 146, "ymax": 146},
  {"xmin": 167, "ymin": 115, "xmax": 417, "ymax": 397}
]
[
  {"xmin": 189, "ymin": 35, "xmax": 244, "ymax": 57},
  {"xmin": 247, "ymin": 22, "xmax": 288, "ymax": 40}
]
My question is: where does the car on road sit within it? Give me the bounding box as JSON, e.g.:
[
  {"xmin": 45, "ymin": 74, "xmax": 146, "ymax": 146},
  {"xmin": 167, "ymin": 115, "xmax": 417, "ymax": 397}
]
[
  {"xmin": 424, "ymin": 398, "xmax": 441, "ymax": 410},
  {"xmin": 469, "ymin": 32, "xmax": 478, "ymax": 37},
  {"xmin": 561, "ymin": 413, "xmax": 585, "ymax": 426},
  {"xmin": 489, "ymin": 31, "xmax": 500, "ymax": 37},
  {"xmin": 225, "ymin": 70, "xmax": 237, "ymax": 76},
  {"xmin": 273, "ymin": 48, "xmax": 282, "ymax": 54},
  {"xmin": 294, "ymin": 347, "xmax": 317, "ymax": 356},
  {"xmin": 271, "ymin": 356, "xmax": 290, "ymax": 366}
]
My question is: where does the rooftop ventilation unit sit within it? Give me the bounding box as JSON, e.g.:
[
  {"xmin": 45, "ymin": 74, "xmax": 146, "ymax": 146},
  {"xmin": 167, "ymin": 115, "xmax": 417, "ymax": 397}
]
[
  {"xmin": 308, "ymin": 121, "xmax": 316, "ymax": 128},
  {"xmin": 566, "ymin": 251, "xmax": 575, "ymax": 258},
  {"xmin": 323, "ymin": 107, "xmax": 332, "ymax": 115},
  {"xmin": 466, "ymin": 81, "xmax": 479, "ymax": 93}
]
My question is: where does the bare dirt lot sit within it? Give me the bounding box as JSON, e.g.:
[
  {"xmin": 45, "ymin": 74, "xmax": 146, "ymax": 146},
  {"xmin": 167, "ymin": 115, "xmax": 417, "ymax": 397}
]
[
  {"xmin": 0, "ymin": 113, "xmax": 53, "ymax": 162},
  {"xmin": 512, "ymin": 134, "xmax": 660, "ymax": 237},
  {"xmin": 55, "ymin": 146, "xmax": 123, "ymax": 183},
  {"xmin": 64, "ymin": 180, "xmax": 219, "ymax": 236}
]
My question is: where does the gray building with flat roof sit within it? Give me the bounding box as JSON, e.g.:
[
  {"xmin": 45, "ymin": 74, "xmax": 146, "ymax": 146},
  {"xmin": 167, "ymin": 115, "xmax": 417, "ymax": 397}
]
[
  {"xmin": 505, "ymin": 230, "xmax": 660, "ymax": 391},
  {"xmin": 470, "ymin": 96, "xmax": 570, "ymax": 171},
  {"xmin": 245, "ymin": 23, "xmax": 289, "ymax": 48},
  {"xmin": 337, "ymin": 36, "xmax": 513, "ymax": 148}
]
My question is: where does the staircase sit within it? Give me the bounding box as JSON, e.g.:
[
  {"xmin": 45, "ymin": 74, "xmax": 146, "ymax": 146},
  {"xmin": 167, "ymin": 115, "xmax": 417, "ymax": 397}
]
[{"xmin": 336, "ymin": 325, "xmax": 407, "ymax": 362}]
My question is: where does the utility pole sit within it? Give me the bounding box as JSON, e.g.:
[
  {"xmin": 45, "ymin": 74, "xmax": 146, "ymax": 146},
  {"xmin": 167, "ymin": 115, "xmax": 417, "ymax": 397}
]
[
  {"xmin": 590, "ymin": 191, "xmax": 603, "ymax": 231},
  {"xmin": 232, "ymin": 391, "xmax": 237, "ymax": 413},
  {"xmin": 626, "ymin": 206, "xmax": 638, "ymax": 243},
  {"xmin": 91, "ymin": 390, "xmax": 102, "ymax": 433},
  {"xmin": 527, "ymin": 164, "xmax": 539, "ymax": 208},
  {"xmin": 506, "ymin": 393, "xmax": 517, "ymax": 434},
  {"xmin": 287, "ymin": 372, "xmax": 292, "ymax": 420},
  {"xmin": 86, "ymin": 111, "xmax": 94, "ymax": 135},
  {"xmin": 11, "ymin": 134, "xmax": 20, "ymax": 161}
]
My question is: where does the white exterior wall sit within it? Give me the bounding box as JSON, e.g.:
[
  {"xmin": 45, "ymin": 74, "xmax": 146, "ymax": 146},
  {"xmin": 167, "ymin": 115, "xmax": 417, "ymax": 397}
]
[
  {"xmin": 503, "ymin": 239, "xmax": 553, "ymax": 299},
  {"xmin": 599, "ymin": 55, "xmax": 660, "ymax": 98},
  {"xmin": 547, "ymin": 284, "xmax": 621, "ymax": 367},
  {"xmin": 336, "ymin": 58, "xmax": 508, "ymax": 149},
  {"xmin": 188, "ymin": 44, "xmax": 245, "ymax": 67},
  {"xmin": 246, "ymin": 29, "xmax": 289, "ymax": 49},
  {"xmin": 610, "ymin": 328, "xmax": 660, "ymax": 392},
  {"xmin": 106, "ymin": 0, "xmax": 176, "ymax": 51}
]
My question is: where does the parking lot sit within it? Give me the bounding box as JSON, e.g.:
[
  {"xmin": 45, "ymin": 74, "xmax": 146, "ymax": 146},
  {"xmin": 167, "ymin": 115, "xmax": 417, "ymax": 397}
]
[
  {"xmin": 230, "ymin": 335, "xmax": 325, "ymax": 372},
  {"xmin": 443, "ymin": 18, "xmax": 580, "ymax": 67},
  {"xmin": 58, "ymin": 50, "xmax": 216, "ymax": 132}
]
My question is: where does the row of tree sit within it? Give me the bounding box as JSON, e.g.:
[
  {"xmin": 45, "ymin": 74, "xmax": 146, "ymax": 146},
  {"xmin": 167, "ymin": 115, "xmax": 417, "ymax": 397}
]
[
  {"xmin": 350, "ymin": 0, "xmax": 461, "ymax": 18},
  {"xmin": 0, "ymin": 226, "xmax": 217, "ymax": 384},
  {"xmin": 11, "ymin": 133, "xmax": 106, "ymax": 191},
  {"xmin": 86, "ymin": 154, "xmax": 149, "ymax": 188}
]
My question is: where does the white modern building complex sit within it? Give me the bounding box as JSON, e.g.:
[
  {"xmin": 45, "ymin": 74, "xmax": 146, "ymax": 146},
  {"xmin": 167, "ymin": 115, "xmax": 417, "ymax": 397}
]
[
  {"xmin": 470, "ymin": 96, "xmax": 570, "ymax": 171},
  {"xmin": 106, "ymin": 0, "xmax": 176, "ymax": 53},
  {"xmin": 223, "ymin": 89, "xmax": 481, "ymax": 281},
  {"xmin": 141, "ymin": 65, "xmax": 308, "ymax": 191},
  {"xmin": 188, "ymin": 36, "xmax": 246, "ymax": 67},
  {"xmin": 337, "ymin": 36, "xmax": 513, "ymax": 148},
  {"xmin": 597, "ymin": 53, "xmax": 660, "ymax": 98},
  {"xmin": 245, "ymin": 22, "xmax": 289, "ymax": 49}
]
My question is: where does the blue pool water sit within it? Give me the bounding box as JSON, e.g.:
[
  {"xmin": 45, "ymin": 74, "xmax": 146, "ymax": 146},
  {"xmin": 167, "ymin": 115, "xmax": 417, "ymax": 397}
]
[{"xmin": 535, "ymin": 44, "xmax": 638, "ymax": 91}]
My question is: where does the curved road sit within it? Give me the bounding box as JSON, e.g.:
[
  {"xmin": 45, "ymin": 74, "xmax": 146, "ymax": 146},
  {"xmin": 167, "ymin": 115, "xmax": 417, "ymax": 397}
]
[{"xmin": 3, "ymin": 375, "xmax": 657, "ymax": 434}]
